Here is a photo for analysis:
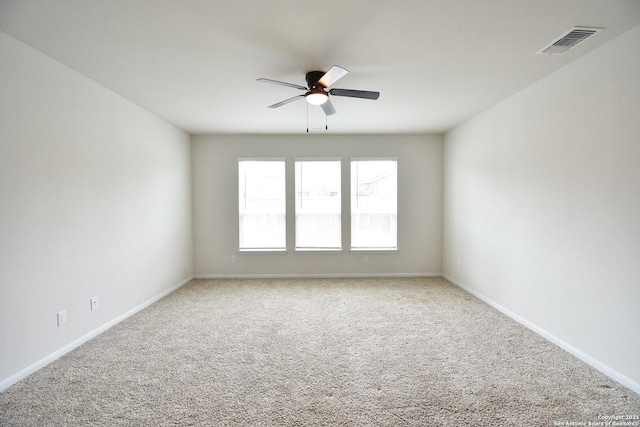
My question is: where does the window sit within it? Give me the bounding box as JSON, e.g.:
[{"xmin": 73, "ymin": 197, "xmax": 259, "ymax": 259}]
[
  {"xmin": 351, "ymin": 158, "xmax": 397, "ymax": 250},
  {"xmin": 238, "ymin": 159, "xmax": 286, "ymax": 251},
  {"xmin": 295, "ymin": 159, "xmax": 341, "ymax": 251}
]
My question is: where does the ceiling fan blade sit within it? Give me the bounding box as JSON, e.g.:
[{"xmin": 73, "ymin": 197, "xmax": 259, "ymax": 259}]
[
  {"xmin": 257, "ymin": 78, "xmax": 307, "ymax": 91},
  {"xmin": 268, "ymin": 95, "xmax": 305, "ymax": 108},
  {"xmin": 329, "ymin": 88, "xmax": 380, "ymax": 100},
  {"xmin": 317, "ymin": 65, "xmax": 349, "ymax": 88},
  {"xmin": 320, "ymin": 99, "xmax": 337, "ymax": 116}
]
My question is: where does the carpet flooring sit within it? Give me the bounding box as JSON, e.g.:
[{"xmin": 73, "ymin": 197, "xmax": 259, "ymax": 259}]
[{"xmin": 1, "ymin": 277, "xmax": 638, "ymax": 426}]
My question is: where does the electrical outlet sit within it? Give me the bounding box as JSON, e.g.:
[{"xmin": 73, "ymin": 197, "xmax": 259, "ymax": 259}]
[
  {"xmin": 231, "ymin": 255, "xmax": 236, "ymax": 263},
  {"xmin": 57, "ymin": 310, "xmax": 67, "ymax": 326},
  {"xmin": 364, "ymin": 255, "xmax": 369, "ymax": 263},
  {"xmin": 91, "ymin": 297, "xmax": 98, "ymax": 311}
]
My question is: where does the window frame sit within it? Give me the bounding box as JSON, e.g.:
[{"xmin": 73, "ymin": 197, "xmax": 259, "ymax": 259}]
[
  {"xmin": 237, "ymin": 157, "xmax": 288, "ymax": 254},
  {"xmin": 236, "ymin": 156, "xmax": 400, "ymax": 256},
  {"xmin": 294, "ymin": 157, "xmax": 343, "ymax": 253},
  {"xmin": 349, "ymin": 157, "xmax": 399, "ymax": 253}
]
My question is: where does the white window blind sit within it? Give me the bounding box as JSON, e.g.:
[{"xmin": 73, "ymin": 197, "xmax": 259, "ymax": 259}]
[
  {"xmin": 295, "ymin": 159, "xmax": 341, "ymax": 251},
  {"xmin": 351, "ymin": 159, "xmax": 397, "ymax": 250},
  {"xmin": 238, "ymin": 159, "xmax": 286, "ymax": 251}
]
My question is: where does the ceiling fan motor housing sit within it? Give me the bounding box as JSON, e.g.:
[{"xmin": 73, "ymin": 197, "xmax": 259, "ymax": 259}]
[{"xmin": 306, "ymin": 71, "xmax": 327, "ymax": 88}]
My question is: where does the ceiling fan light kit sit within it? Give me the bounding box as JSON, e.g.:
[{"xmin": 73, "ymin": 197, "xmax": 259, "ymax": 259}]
[
  {"xmin": 305, "ymin": 88, "xmax": 329, "ymax": 105},
  {"xmin": 257, "ymin": 65, "xmax": 380, "ymax": 118}
]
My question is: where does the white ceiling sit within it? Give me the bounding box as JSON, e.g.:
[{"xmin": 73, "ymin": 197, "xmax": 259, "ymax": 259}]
[{"xmin": 1, "ymin": 0, "xmax": 639, "ymax": 134}]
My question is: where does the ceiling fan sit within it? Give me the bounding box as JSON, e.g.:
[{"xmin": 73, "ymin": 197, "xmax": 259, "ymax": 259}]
[{"xmin": 257, "ymin": 65, "xmax": 380, "ymax": 116}]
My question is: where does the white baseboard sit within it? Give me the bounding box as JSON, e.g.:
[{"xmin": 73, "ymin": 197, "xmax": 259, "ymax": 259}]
[
  {"xmin": 442, "ymin": 274, "xmax": 640, "ymax": 396},
  {"xmin": 0, "ymin": 276, "xmax": 194, "ymax": 393},
  {"xmin": 194, "ymin": 272, "xmax": 441, "ymax": 279}
]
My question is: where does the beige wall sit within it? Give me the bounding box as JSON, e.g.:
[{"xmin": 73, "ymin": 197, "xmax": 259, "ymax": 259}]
[
  {"xmin": 0, "ymin": 31, "xmax": 194, "ymax": 387},
  {"xmin": 192, "ymin": 134, "xmax": 443, "ymax": 277},
  {"xmin": 443, "ymin": 26, "xmax": 640, "ymax": 390}
]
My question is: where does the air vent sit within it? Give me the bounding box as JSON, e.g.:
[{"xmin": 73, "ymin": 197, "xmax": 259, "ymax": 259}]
[{"xmin": 537, "ymin": 27, "xmax": 602, "ymax": 55}]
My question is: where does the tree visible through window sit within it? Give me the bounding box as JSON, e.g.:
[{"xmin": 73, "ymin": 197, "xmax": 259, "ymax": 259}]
[
  {"xmin": 351, "ymin": 159, "xmax": 397, "ymax": 250},
  {"xmin": 238, "ymin": 159, "xmax": 286, "ymax": 251}
]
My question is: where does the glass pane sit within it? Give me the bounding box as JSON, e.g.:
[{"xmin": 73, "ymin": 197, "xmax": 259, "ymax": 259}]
[
  {"xmin": 295, "ymin": 160, "xmax": 341, "ymax": 250},
  {"xmin": 351, "ymin": 160, "xmax": 397, "ymax": 250},
  {"xmin": 239, "ymin": 160, "xmax": 286, "ymax": 250}
]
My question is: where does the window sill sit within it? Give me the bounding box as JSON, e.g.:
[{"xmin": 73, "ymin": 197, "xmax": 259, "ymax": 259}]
[
  {"xmin": 294, "ymin": 249, "xmax": 343, "ymax": 255},
  {"xmin": 238, "ymin": 250, "xmax": 288, "ymax": 255},
  {"xmin": 349, "ymin": 249, "xmax": 398, "ymax": 254}
]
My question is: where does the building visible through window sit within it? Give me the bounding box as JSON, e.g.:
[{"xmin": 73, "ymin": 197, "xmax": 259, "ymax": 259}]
[
  {"xmin": 238, "ymin": 157, "xmax": 397, "ymax": 252},
  {"xmin": 351, "ymin": 159, "xmax": 398, "ymax": 251}
]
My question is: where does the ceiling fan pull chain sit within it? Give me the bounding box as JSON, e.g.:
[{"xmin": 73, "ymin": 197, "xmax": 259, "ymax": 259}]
[{"xmin": 306, "ymin": 102, "xmax": 309, "ymax": 133}]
